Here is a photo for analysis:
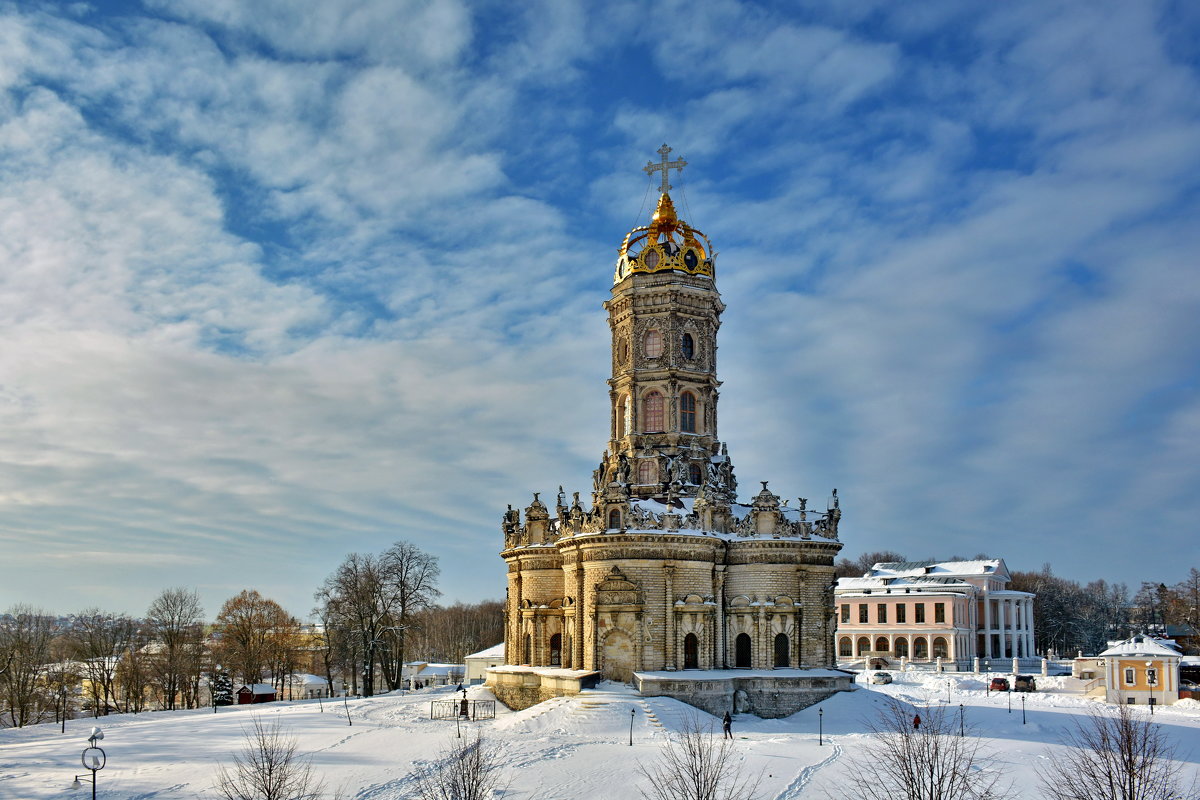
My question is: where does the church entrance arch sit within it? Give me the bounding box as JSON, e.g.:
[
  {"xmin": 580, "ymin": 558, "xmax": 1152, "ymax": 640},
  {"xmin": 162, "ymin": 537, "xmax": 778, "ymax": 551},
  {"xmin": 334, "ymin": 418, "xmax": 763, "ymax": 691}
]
[
  {"xmin": 735, "ymin": 633, "xmax": 752, "ymax": 668},
  {"xmin": 549, "ymin": 633, "xmax": 562, "ymax": 666},
  {"xmin": 683, "ymin": 633, "xmax": 699, "ymax": 669},
  {"xmin": 601, "ymin": 630, "xmax": 635, "ymax": 682},
  {"xmin": 774, "ymin": 633, "xmax": 790, "ymax": 668}
]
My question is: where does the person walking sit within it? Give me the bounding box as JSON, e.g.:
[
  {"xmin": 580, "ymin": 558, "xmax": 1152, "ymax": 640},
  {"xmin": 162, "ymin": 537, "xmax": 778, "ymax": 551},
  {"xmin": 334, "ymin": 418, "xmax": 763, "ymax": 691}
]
[
  {"xmin": 913, "ymin": 713, "xmax": 921, "ymax": 731},
  {"xmin": 723, "ymin": 711, "xmax": 733, "ymax": 739}
]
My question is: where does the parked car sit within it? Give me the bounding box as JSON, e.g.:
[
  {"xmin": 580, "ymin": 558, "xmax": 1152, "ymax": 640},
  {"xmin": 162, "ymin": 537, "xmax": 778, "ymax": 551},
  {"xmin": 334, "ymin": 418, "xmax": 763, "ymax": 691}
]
[
  {"xmin": 870, "ymin": 671, "xmax": 893, "ymax": 685},
  {"xmin": 989, "ymin": 677, "xmax": 1010, "ymax": 692},
  {"xmin": 1014, "ymin": 675, "xmax": 1037, "ymax": 692}
]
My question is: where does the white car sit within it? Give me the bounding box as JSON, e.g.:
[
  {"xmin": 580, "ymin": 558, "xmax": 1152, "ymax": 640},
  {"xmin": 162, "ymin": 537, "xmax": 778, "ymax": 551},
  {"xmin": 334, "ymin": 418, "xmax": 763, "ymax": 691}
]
[{"xmin": 870, "ymin": 671, "xmax": 893, "ymax": 685}]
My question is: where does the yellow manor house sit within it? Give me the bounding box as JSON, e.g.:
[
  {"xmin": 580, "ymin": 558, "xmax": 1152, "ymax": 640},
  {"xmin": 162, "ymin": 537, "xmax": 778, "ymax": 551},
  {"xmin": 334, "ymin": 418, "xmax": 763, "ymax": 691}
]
[{"xmin": 488, "ymin": 147, "xmax": 854, "ymax": 718}]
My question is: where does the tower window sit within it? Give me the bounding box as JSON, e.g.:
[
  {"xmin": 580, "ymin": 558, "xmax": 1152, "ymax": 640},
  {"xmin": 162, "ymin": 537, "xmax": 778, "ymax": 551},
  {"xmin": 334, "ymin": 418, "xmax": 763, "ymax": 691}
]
[
  {"xmin": 681, "ymin": 332, "xmax": 694, "ymax": 360},
  {"xmin": 644, "ymin": 330, "xmax": 663, "ymax": 359},
  {"xmin": 608, "ymin": 508, "xmax": 621, "ymax": 529},
  {"xmin": 642, "ymin": 391, "xmax": 664, "ymax": 431},
  {"xmin": 637, "ymin": 460, "xmax": 657, "ymax": 485},
  {"xmin": 616, "ymin": 396, "xmax": 628, "ymax": 438},
  {"xmin": 680, "ymin": 392, "xmax": 696, "ymax": 433},
  {"xmin": 688, "ymin": 463, "xmax": 702, "ymax": 485}
]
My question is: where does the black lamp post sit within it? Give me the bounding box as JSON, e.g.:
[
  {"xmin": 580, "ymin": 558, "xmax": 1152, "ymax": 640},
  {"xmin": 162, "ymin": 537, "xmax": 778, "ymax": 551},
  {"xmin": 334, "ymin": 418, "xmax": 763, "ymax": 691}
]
[
  {"xmin": 76, "ymin": 727, "xmax": 105, "ymax": 800},
  {"xmin": 1021, "ymin": 694, "xmax": 1026, "ymax": 725},
  {"xmin": 342, "ymin": 681, "xmax": 352, "ymax": 727},
  {"xmin": 985, "ymin": 661, "xmax": 991, "ymax": 695},
  {"xmin": 818, "ymin": 707, "xmax": 824, "ymax": 746},
  {"xmin": 959, "ymin": 704, "xmax": 964, "ymax": 737},
  {"xmin": 629, "ymin": 708, "xmax": 635, "ymax": 746}
]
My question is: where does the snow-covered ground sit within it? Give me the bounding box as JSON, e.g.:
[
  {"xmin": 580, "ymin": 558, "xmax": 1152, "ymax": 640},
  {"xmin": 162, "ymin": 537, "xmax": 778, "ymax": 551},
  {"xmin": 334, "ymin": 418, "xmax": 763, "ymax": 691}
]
[{"xmin": 2, "ymin": 671, "xmax": 1199, "ymax": 798}]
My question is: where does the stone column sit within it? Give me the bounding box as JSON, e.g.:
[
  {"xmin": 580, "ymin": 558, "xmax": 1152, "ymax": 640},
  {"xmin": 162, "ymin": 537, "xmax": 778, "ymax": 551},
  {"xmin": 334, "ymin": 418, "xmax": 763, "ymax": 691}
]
[
  {"xmin": 715, "ymin": 565, "xmax": 726, "ymax": 669},
  {"xmin": 664, "ymin": 564, "xmax": 676, "ymax": 670},
  {"xmin": 983, "ymin": 590, "xmax": 992, "ymax": 659},
  {"xmin": 575, "ymin": 565, "xmax": 586, "ymax": 669},
  {"xmin": 1025, "ymin": 599, "xmax": 1035, "ymax": 658}
]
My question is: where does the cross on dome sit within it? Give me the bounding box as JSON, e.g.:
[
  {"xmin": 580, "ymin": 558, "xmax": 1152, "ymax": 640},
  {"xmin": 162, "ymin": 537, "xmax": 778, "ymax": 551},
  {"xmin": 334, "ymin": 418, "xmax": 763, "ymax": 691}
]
[{"xmin": 643, "ymin": 143, "xmax": 687, "ymax": 194}]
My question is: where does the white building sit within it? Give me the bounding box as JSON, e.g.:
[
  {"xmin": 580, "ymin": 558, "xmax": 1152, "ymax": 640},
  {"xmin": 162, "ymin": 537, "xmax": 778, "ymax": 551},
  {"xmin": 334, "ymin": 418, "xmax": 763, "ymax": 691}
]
[
  {"xmin": 835, "ymin": 559, "xmax": 1036, "ymax": 666},
  {"xmin": 464, "ymin": 644, "xmax": 505, "ymax": 685}
]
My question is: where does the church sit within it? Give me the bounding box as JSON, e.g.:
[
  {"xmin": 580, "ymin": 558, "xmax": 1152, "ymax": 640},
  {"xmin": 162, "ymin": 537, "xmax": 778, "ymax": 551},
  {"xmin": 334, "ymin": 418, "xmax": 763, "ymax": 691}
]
[{"xmin": 489, "ymin": 147, "xmax": 852, "ymax": 716}]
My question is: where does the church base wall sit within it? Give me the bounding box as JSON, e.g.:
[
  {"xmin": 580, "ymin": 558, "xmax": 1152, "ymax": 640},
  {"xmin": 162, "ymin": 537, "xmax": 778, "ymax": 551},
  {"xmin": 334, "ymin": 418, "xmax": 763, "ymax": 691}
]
[
  {"xmin": 634, "ymin": 669, "xmax": 855, "ymax": 719},
  {"xmin": 485, "ymin": 666, "xmax": 602, "ymax": 711}
]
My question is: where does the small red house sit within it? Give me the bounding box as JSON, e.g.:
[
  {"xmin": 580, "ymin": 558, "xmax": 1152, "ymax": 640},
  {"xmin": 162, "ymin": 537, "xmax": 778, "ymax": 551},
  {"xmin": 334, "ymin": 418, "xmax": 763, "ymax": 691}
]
[{"xmin": 236, "ymin": 684, "xmax": 276, "ymax": 704}]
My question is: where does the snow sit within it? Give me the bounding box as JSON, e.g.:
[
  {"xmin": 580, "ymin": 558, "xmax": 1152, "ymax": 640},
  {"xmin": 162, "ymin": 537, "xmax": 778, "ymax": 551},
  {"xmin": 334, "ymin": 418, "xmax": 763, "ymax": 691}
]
[
  {"xmin": 464, "ymin": 643, "xmax": 505, "ymax": 661},
  {"xmin": 3, "ymin": 672, "xmax": 1199, "ymax": 799}
]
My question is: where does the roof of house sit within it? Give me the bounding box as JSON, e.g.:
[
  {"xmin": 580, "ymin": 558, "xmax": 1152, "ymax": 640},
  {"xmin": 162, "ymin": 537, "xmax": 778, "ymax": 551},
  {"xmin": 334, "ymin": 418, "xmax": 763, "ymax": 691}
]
[
  {"xmin": 464, "ymin": 643, "xmax": 505, "ymax": 661},
  {"xmin": 1099, "ymin": 635, "xmax": 1182, "ymax": 659},
  {"xmin": 236, "ymin": 683, "xmax": 275, "ymax": 694}
]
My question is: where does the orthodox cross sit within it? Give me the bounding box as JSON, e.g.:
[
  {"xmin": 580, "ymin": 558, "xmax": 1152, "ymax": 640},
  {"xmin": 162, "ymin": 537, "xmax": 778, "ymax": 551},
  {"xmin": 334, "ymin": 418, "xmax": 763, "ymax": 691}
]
[{"xmin": 644, "ymin": 143, "xmax": 687, "ymax": 193}]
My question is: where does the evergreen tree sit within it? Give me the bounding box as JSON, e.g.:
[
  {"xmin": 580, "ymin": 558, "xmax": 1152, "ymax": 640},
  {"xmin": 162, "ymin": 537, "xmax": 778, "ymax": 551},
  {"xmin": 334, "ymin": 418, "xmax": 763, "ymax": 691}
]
[{"xmin": 213, "ymin": 668, "xmax": 234, "ymax": 707}]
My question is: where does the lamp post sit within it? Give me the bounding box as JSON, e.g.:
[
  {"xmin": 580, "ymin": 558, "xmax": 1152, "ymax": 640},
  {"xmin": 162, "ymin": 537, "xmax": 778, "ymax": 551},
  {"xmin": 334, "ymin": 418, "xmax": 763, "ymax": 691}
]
[
  {"xmin": 959, "ymin": 703, "xmax": 965, "ymax": 737},
  {"xmin": 1021, "ymin": 694, "xmax": 1026, "ymax": 725},
  {"xmin": 946, "ymin": 680, "xmax": 951, "ymax": 704},
  {"xmin": 77, "ymin": 727, "xmax": 105, "ymax": 800},
  {"xmin": 629, "ymin": 708, "xmax": 635, "ymax": 746},
  {"xmin": 985, "ymin": 661, "xmax": 991, "ymax": 696},
  {"xmin": 818, "ymin": 707, "xmax": 824, "ymax": 746},
  {"xmin": 1146, "ymin": 661, "xmax": 1156, "ymax": 715},
  {"xmin": 342, "ymin": 681, "xmax": 352, "ymax": 727},
  {"xmin": 1007, "ymin": 689, "xmax": 1012, "ymax": 714}
]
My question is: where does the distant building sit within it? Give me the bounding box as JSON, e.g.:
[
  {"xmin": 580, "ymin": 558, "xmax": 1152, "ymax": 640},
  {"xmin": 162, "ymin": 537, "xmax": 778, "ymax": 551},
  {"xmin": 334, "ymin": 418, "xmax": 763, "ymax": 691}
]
[
  {"xmin": 1098, "ymin": 634, "xmax": 1182, "ymax": 707},
  {"xmin": 835, "ymin": 559, "xmax": 1035, "ymax": 667},
  {"xmin": 464, "ymin": 644, "xmax": 505, "ymax": 685},
  {"xmin": 235, "ymin": 684, "xmax": 276, "ymax": 704}
]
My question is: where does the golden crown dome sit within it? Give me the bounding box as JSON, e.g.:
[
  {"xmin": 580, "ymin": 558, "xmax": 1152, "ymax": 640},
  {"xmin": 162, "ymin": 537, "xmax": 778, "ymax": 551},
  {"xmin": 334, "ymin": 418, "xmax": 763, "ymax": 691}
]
[{"xmin": 614, "ymin": 145, "xmax": 715, "ymax": 284}]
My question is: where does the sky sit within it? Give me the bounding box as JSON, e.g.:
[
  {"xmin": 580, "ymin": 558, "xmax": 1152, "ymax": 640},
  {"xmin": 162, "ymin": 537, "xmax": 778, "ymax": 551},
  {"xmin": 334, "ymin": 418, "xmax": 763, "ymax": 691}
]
[{"xmin": 1, "ymin": 0, "xmax": 1198, "ymax": 622}]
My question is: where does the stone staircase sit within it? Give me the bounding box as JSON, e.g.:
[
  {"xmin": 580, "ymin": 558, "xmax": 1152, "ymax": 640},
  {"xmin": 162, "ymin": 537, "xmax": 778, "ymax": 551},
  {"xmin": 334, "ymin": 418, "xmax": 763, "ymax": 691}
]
[{"xmin": 574, "ymin": 689, "xmax": 665, "ymax": 729}]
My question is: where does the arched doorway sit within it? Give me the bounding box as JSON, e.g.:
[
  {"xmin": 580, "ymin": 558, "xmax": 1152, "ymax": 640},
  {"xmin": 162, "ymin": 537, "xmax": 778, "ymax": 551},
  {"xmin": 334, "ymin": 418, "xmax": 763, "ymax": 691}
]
[
  {"xmin": 857, "ymin": 637, "xmax": 870, "ymax": 657},
  {"xmin": 735, "ymin": 633, "xmax": 752, "ymax": 668},
  {"xmin": 914, "ymin": 637, "xmax": 928, "ymax": 660},
  {"xmin": 932, "ymin": 637, "xmax": 948, "ymax": 659},
  {"xmin": 875, "ymin": 636, "xmax": 889, "ymax": 654},
  {"xmin": 549, "ymin": 633, "xmax": 562, "ymax": 666},
  {"xmin": 895, "ymin": 637, "xmax": 909, "ymax": 659},
  {"xmin": 774, "ymin": 633, "xmax": 789, "ymax": 668},
  {"xmin": 602, "ymin": 630, "xmax": 634, "ymax": 682},
  {"xmin": 683, "ymin": 633, "xmax": 699, "ymax": 669}
]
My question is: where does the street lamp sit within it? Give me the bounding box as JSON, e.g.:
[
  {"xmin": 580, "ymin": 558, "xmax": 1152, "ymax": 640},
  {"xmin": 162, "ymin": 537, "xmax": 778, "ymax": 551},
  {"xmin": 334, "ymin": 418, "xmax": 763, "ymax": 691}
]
[
  {"xmin": 629, "ymin": 708, "xmax": 635, "ymax": 746},
  {"xmin": 959, "ymin": 704, "xmax": 965, "ymax": 737},
  {"xmin": 76, "ymin": 727, "xmax": 105, "ymax": 800},
  {"xmin": 1021, "ymin": 694, "xmax": 1026, "ymax": 725},
  {"xmin": 985, "ymin": 661, "xmax": 991, "ymax": 696},
  {"xmin": 1146, "ymin": 661, "xmax": 1156, "ymax": 715},
  {"xmin": 818, "ymin": 707, "xmax": 824, "ymax": 746},
  {"xmin": 342, "ymin": 681, "xmax": 352, "ymax": 727}
]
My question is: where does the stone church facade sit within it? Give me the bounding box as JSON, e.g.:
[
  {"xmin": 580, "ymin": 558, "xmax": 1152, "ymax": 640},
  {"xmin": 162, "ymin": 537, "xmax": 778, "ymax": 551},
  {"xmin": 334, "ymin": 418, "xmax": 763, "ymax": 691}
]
[{"xmin": 494, "ymin": 148, "xmax": 846, "ymax": 710}]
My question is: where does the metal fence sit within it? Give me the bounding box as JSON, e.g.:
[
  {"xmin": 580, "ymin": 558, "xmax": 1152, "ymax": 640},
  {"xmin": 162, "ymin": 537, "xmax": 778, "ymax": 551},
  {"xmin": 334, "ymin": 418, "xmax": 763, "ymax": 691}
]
[{"xmin": 430, "ymin": 699, "xmax": 496, "ymax": 721}]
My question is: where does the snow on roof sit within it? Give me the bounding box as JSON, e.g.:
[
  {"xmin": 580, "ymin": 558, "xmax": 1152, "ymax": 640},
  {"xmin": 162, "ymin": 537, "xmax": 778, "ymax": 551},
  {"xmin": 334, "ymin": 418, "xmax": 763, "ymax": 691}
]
[
  {"xmin": 465, "ymin": 643, "xmax": 505, "ymax": 660},
  {"xmin": 870, "ymin": 559, "xmax": 1004, "ymax": 578},
  {"xmin": 237, "ymin": 684, "xmax": 275, "ymax": 694},
  {"xmin": 1099, "ymin": 635, "xmax": 1182, "ymax": 659}
]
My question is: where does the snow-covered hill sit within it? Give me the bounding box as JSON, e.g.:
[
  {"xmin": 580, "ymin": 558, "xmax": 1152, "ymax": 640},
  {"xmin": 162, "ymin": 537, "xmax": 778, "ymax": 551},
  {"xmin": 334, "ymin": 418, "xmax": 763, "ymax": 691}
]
[{"xmin": 2, "ymin": 671, "xmax": 1198, "ymax": 798}]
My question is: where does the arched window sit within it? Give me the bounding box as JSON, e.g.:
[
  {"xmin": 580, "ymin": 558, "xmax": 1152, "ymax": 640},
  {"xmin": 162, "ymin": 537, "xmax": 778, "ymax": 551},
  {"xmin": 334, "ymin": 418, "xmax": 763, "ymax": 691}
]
[
  {"xmin": 839, "ymin": 637, "xmax": 853, "ymax": 657},
  {"xmin": 642, "ymin": 391, "xmax": 664, "ymax": 432},
  {"xmin": 523, "ymin": 634, "xmax": 532, "ymax": 665},
  {"xmin": 895, "ymin": 638, "xmax": 909, "ymax": 659},
  {"xmin": 774, "ymin": 633, "xmax": 790, "ymax": 668},
  {"xmin": 680, "ymin": 392, "xmax": 696, "ymax": 433},
  {"xmin": 607, "ymin": 508, "xmax": 621, "ymax": 529},
  {"xmin": 681, "ymin": 332, "xmax": 695, "ymax": 360},
  {"xmin": 637, "ymin": 460, "xmax": 657, "ymax": 485},
  {"xmin": 735, "ymin": 633, "xmax": 752, "ymax": 668},
  {"xmin": 684, "ymin": 633, "xmax": 699, "ymax": 669},
  {"xmin": 857, "ymin": 637, "xmax": 870, "ymax": 657},
  {"xmin": 616, "ymin": 396, "xmax": 627, "ymax": 438},
  {"xmin": 876, "ymin": 636, "xmax": 890, "ymax": 653},
  {"xmin": 932, "ymin": 637, "xmax": 948, "ymax": 659},
  {"xmin": 688, "ymin": 463, "xmax": 702, "ymax": 485},
  {"xmin": 644, "ymin": 330, "xmax": 663, "ymax": 359},
  {"xmin": 914, "ymin": 637, "xmax": 928, "ymax": 660},
  {"xmin": 549, "ymin": 633, "xmax": 562, "ymax": 666}
]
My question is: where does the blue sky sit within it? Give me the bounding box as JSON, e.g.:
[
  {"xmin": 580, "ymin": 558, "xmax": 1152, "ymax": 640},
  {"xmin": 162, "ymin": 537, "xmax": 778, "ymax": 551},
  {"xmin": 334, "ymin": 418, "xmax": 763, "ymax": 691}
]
[{"xmin": 1, "ymin": 0, "xmax": 1198, "ymax": 621}]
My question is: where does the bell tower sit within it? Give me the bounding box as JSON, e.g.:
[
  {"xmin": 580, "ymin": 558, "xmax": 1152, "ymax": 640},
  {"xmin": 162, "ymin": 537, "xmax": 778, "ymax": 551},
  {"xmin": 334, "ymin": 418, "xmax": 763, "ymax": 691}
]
[{"xmin": 596, "ymin": 145, "xmax": 736, "ymax": 503}]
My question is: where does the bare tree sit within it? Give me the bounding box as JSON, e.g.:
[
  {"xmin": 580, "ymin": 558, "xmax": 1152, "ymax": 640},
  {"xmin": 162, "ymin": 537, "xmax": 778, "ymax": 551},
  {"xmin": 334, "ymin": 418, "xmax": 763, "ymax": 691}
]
[
  {"xmin": 0, "ymin": 606, "xmax": 57, "ymax": 728},
  {"xmin": 315, "ymin": 541, "xmax": 440, "ymax": 696},
  {"xmin": 67, "ymin": 609, "xmax": 137, "ymax": 716},
  {"xmin": 147, "ymin": 588, "xmax": 206, "ymax": 709},
  {"xmin": 214, "ymin": 716, "xmax": 329, "ymax": 800},
  {"xmin": 410, "ymin": 732, "xmax": 508, "ymax": 800},
  {"xmin": 834, "ymin": 551, "xmax": 908, "ymax": 579},
  {"xmin": 214, "ymin": 590, "xmax": 296, "ymax": 687},
  {"xmin": 638, "ymin": 713, "xmax": 763, "ymax": 800},
  {"xmin": 1037, "ymin": 703, "xmax": 1197, "ymax": 800},
  {"xmin": 833, "ymin": 699, "xmax": 1011, "ymax": 800}
]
